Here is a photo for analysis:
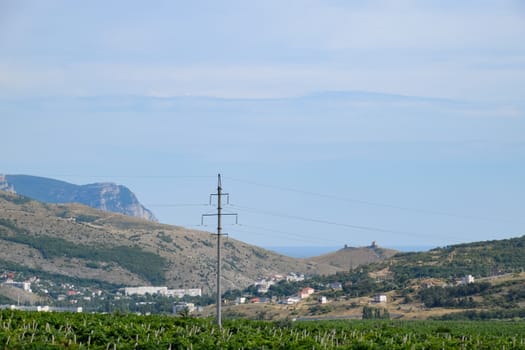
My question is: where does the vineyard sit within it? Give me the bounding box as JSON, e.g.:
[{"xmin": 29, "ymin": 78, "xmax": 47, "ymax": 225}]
[{"xmin": 1, "ymin": 310, "xmax": 525, "ymax": 349}]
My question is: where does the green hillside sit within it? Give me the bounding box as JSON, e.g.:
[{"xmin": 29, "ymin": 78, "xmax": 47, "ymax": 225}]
[
  {"xmin": 0, "ymin": 217, "xmax": 167, "ymax": 284},
  {"xmin": 221, "ymin": 233, "xmax": 525, "ymax": 321},
  {"xmin": 389, "ymin": 236, "xmax": 525, "ymax": 282}
]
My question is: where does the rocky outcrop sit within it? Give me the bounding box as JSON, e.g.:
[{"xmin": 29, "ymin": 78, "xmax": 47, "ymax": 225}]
[
  {"xmin": 2, "ymin": 174, "xmax": 157, "ymax": 221},
  {"xmin": 68, "ymin": 182, "xmax": 157, "ymax": 222}
]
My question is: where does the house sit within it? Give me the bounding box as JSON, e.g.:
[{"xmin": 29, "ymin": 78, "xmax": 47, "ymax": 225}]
[
  {"xmin": 256, "ymin": 282, "xmax": 272, "ymax": 294},
  {"xmin": 329, "ymin": 282, "xmax": 342, "ymax": 290},
  {"xmin": 319, "ymin": 296, "xmax": 327, "ymax": 304},
  {"xmin": 286, "ymin": 273, "xmax": 305, "ymax": 282},
  {"xmin": 286, "ymin": 296, "xmax": 301, "ymax": 304},
  {"xmin": 460, "ymin": 275, "xmax": 475, "ymax": 285},
  {"xmin": 299, "ymin": 287, "xmax": 314, "ymax": 299},
  {"xmin": 254, "ymin": 278, "xmax": 267, "ymax": 286},
  {"xmin": 173, "ymin": 302, "xmax": 195, "ymax": 314},
  {"xmin": 374, "ymin": 294, "xmax": 387, "ymax": 303}
]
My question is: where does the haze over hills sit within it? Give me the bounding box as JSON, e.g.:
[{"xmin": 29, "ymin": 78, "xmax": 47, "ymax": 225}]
[{"xmin": 0, "ymin": 174, "xmax": 157, "ymax": 222}]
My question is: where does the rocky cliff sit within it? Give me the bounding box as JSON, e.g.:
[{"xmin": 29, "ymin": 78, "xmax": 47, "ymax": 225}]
[{"xmin": 1, "ymin": 174, "xmax": 157, "ymax": 221}]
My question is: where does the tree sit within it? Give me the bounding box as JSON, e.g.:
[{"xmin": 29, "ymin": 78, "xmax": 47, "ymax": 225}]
[{"xmin": 362, "ymin": 306, "xmax": 390, "ymax": 319}]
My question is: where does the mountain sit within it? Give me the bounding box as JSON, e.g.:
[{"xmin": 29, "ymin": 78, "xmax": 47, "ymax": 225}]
[
  {"xmin": 0, "ymin": 174, "xmax": 157, "ymax": 222},
  {"xmin": 0, "ymin": 190, "xmax": 342, "ymax": 294},
  {"xmin": 308, "ymin": 242, "xmax": 398, "ymax": 270}
]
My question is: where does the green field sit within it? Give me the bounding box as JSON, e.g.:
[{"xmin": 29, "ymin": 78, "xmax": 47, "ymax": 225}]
[{"xmin": 1, "ymin": 310, "xmax": 525, "ymax": 349}]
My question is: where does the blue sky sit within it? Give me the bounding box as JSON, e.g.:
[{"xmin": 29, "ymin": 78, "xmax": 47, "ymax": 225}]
[{"xmin": 1, "ymin": 1, "xmax": 524, "ymax": 250}]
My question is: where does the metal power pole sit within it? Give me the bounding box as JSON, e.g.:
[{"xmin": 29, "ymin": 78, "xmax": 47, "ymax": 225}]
[
  {"xmin": 202, "ymin": 174, "xmax": 237, "ymax": 328},
  {"xmin": 216, "ymin": 175, "xmax": 222, "ymax": 327}
]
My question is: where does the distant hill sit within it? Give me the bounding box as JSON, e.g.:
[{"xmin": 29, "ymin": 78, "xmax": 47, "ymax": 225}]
[
  {"xmin": 221, "ymin": 236, "xmax": 525, "ymax": 321},
  {"xmin": 308, "ymin": 242, "xmax": 398, "ymax": 270},
  {"xmin": 0, "ymin": 190, "xmax": 341, "ymax": 295},
  {"xmin": 0, "ymin": 174, "xmax": 156, "ymax": 221},
  {"xmin": 308, "ymin": 236, "xmax": 525, "ymax": 288},
  {"xmin": 385, "ymin": 236, "xmax": 525, "ymax": 281}
]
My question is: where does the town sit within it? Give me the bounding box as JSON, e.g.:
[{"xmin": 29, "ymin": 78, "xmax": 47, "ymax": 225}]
[{"xmin": 1, "ymin": 267, "xmax": 481, "ymax": 319}]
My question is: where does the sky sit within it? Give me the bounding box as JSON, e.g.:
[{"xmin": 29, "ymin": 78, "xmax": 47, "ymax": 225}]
[{"xmin": 1, "ymin": 0, "xmax": 524, "ymax": 251}]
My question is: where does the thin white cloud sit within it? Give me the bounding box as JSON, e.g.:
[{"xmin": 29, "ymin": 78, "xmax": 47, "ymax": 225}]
[
  {"xmin": 1, "ymin": 59, "xmax": 524, "ymax": 102},
  {"xmin": 0, "ymin": 1, "xmax": 523, "ymax": 101}
]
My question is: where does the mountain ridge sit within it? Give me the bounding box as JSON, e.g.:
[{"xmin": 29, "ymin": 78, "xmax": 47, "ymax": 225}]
[
  {"xmin": 0, "ymin": 189, "xmax": 401, "ymax": 297},
  {"xmin": 0, "ymin": 190, "xmax": 338, "ymax": 294},
  {"xmin": 0, "ymin": 174, "xmax": 157, "ymax": 222}
]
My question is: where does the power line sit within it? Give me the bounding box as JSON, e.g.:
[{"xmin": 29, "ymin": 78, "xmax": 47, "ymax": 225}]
[
  {"xmin": 15, "ymin": 173, "xmax": 516, "ymax": 223},
  {"xmin": 27, "ymin": 173, "xmax": 517, "ymax": 224},
  {"xmin": 224, "ymin": 176, "xmax": 516, "ymax": 224},
  {"xmin": 229, "ymin": 203, "xmax": 460, "ymax": 241},
  {"xmin": 232, "ymin": 223, "xmax": 344, "ymax": 245}
]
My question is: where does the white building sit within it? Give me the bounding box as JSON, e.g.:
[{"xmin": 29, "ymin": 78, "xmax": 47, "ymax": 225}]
[
  {"xmin": 461, "ymin": 275, "xmax": 475, "ymax": 285},
  {"xmin": 166, "ymin": 288, "xmax": 202, "ymax": 297},
  {"xmin": 3, "ymin": 281, "xmax": 32, "ymax": 293},
  {"xmin": 286, "ymin": 296, "xmax": 301, "ymax": 304},
  {"xmin": 173, "ymin": 302, "xmax": 195, "ymax": 314},
  {"xmin": 184, "ymin": 288, "xmax": 202, "ymax": 297},
  {"xmin": 286, "ymin": 273, "xmax": 305, "ymax": 282},
  {"xmin": 124, "ymin": 287, "xmax": 202, "ymax": 297},
  {"xmin": 256, "ymin": 281, "xmax": 275, "ymax": 294},
  {"xmin": 374, "ymin": 294, "xmax": 387, "ymax": 303},
  {"xmin": 124, "ymin": 286, "xmax": 168, "ymax": 296},
  {"xmin": 0, "ymin": 305, "xmax": 82, "ymax": 313}
]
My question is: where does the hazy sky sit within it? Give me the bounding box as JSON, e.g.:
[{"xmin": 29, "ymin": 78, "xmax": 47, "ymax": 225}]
[{"xmin": 1, "ymin": 1, "xmax": 524, "ymax": 250}]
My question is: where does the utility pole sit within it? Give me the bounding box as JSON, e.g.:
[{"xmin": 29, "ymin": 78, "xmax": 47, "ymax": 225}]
[{"xmin": 202, "ymin": 174, "xmax": 237, "ymax": 328}]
